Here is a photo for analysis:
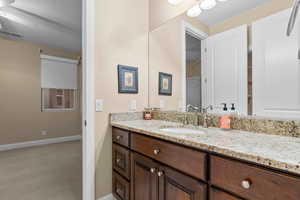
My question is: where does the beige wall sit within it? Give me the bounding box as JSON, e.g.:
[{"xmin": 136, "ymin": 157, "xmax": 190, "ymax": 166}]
[
  {"xmin": 209, "ymin": 0, "xmax": 294, "ymax": 35},
  {"xmin": 149, "ymin": 14, "xmax": 208, "ymax": 110},
  {"xmin": 0, "ymin": 37, "xmax": 81, "ymax": 145},
  {"xmin": 94, "ymin": 0, "xmax": 149, "ymax": 198}
]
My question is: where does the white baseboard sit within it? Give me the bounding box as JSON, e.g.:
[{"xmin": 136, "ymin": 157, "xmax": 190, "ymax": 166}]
[
  {"xmin": 97, "ymin": 194, "xmax": 115, "ymax": 200},
  {"xmin": 0, "ymin": 135, "xmax": 82, "ymax": 151}
]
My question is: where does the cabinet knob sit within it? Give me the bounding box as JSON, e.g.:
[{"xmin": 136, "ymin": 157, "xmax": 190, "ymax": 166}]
[
  {"xmin": 157, "ymin": 171, "xmax": 164, "ymax": 177},
  {"xmin": 150, "ymin": 168, "xmax": 156, "ymax": 173},
  {"xmin": 116, "ymin": 158, "xmax": 121, "ymax": 163},
  {"xmin": 153, "ymin": 149, "xmax": 160, "ymax": 155},
  {"xmin": 241, "ymin": 179, "xmax": 252, "ymax": 189},
  {"xmin": 116, "ymin": 188, "xmax": 123, "ymax": 194},
  {"xmin": 115, "ymin": 135, "xmax": 122, "ymax": 140}
]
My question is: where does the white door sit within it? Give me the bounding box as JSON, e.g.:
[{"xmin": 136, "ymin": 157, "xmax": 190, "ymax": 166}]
[
  {"xmin": 204, "ymin": 25, "xmax": 248, "ymax": 114},
  {"xmin": 252, "ymin": 9, "xmax": 300, "ymax": 119}
]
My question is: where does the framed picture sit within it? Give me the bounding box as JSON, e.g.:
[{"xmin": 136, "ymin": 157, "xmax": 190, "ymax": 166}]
[
  {"xmin": 118, "ymin": 65, "xmax": 139, "ymax": 93},
  {"xmin": 159, "ymin": 72, "xmax": 172, "ymax": 96}
]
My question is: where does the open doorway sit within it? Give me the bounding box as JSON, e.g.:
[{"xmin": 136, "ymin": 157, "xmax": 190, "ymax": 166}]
[
  {"xmin": 186, "ymin": 32, "xmax": 202, "ymax": 110},
  {"xmin": 182, "ymin": 22, "xmax": 208, "ymax": 112},
  {"xmin": 0, "ymin": 0, "xmax": 83, "ymax": 199}
]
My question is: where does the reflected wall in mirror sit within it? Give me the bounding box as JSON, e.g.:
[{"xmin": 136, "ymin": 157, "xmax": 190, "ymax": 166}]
[
  {"xmin": 149, "ymin": 0, "xmax": 300, "ymax": 119},
  {"xmin": 150, "ymin": 0, "xmax": 199, "ymax": 31}
]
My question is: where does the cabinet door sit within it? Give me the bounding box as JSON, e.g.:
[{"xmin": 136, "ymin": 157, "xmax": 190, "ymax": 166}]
[
  {"xmin": 113, "ymin": 144, "xmax": 130, "ymax": 180},
  {"xmin": 252, "ymin": 9, "xmax": 300, "ymax": 118},
  {"xmin": 210, "ymin": 187, "xmax": 243, "ymax": 200},
  {"xmin": 113, "ymin": 172, "xmax": 130, "ymax": 200},
  {"xmin": 158, "ymin": 165, "xmax": 207, "ymax": 200},
  {"xmin": 204, "ymin": 25, "xmax": 248, "ymax": 115},
  {"xmin": 131, "ymin": 153, "xmax": 159, "ymax": 200}
]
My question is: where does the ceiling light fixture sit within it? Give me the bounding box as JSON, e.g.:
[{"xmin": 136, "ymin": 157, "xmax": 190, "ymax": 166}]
[
  {"xmin": 200, "ymin": 0, "xmax": 216, "ymax": 10},
  {"xmin": 0, "ymin": 0, "xmax": 14, "ymax": 8},
  {"xmin": 168, "ymin": 0, "xmax": 184, "ymax": 5},
  {"xmin": 187, "ymin": 4, "xmax": 202, "ymax": 18}
]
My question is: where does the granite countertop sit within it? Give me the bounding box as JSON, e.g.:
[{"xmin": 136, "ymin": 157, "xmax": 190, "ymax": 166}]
[{"xmin": 111, "ymin": 120, "xmax": 300, "ymax": 175}]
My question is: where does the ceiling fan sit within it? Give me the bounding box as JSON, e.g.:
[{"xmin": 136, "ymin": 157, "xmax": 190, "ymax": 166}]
[{"xmin": 0, "ymin": 0, "xmax": 23, "ymax": 39}]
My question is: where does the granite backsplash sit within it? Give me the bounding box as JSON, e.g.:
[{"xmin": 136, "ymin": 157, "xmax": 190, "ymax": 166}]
[
  {"xmin": 151, "ymin": 111, "xmax": 300, "ymax": 138},
  {"xmin": 110, "ymin": 111, "xmax": 300, "ymax": 138}
]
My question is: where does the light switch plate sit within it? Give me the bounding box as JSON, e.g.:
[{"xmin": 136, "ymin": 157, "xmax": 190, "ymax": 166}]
[
  {"xmin": 96, "ymin": 99, "xmax": 103, "ymax": 112},
  {"xmin": 41, "ymin": 130, "xmax": 47, "ymax": 136},
  {"xmin": 129, "ymin": 100, "xmax": 137, "ymax": 111}
]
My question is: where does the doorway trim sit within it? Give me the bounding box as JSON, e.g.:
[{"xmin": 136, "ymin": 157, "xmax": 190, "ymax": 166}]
[
  {"xmin": 181, "ymin": 21, "xmax": 208, "ymax": 111},
  {"xmin": 82, "ymin": 0, "xmax": 95, "ymax": 199}
]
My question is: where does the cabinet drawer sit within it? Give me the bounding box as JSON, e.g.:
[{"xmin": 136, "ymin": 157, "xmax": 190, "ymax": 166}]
[
  {"xmin": 112, "ymin": 128, "xmax": 130, "ymax": 147},
  {"xmin": 113, "ymin": 172, "xmax": 130, "ymax": 200},
  {"xmin": 113, "ymin": 144, "xmax": 130, "ymax": 180},
  {"xmin": 210, "ymin": 188, "xmax": 243, "ymax": 200},
  {"xmin": 211, "ymin": 156, "xmax": 300, "ymax": 200},
  {"xmin": 131, "ymin": 133, "xmax": 207, "ymax": 181}
]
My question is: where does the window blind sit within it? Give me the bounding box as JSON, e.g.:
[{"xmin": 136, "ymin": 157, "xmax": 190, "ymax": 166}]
[{"xmin": 41, "ymin": 54, "xmax": 78, "ymax": 89}]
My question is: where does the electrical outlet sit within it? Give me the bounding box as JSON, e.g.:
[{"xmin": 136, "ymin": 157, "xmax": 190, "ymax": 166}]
[
  {"xmin": 41, "ymin": 130, "xmax": 47, "ymax": 136},
  {"xmin": 129, "ymin": 100, "xmax": 137, "ymax": 111}
]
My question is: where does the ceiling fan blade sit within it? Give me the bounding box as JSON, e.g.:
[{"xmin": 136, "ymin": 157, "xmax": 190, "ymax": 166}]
[{"xmin": 0, "ymin": 30, "xmax": 22, "ymax": 38}]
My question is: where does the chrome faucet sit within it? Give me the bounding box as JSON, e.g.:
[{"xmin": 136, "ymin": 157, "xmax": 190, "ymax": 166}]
[
  {"xmin": 287, "ymin": 0, "xmax": 300, "ymax": 36},
  {"xmin": 187, "ymin": 104, "xmax": 201, "ymax": 112},
  {"xmin": 202, "ymin": 105, "xmax": 213, "ymax": 128}
]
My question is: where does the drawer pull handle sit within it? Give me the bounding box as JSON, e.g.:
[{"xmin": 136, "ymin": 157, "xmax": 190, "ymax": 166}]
[
  {"xmin": 153, "ymin": 149, "xmax": 160, "ymax": 155},
  {"xmin": 241, "ymin": 179, "xmax": 252, "ymax": 189},
  {"xmin": 150, "ymin": 168, "xmax": 156, "ymax": 173},
  {"xmin": 157, "ymin": 171, "xmax": 164, "ymax": 177}
]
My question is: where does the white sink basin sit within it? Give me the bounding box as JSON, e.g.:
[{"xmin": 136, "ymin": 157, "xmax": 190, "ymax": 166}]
[{"xmin": 159, "ymin": 128, "xmax": 206, "ymax": 135}]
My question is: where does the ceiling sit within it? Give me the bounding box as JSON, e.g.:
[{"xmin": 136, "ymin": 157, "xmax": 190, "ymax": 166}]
[
  {"xmin": 198, "ymin": 0, "xmax": 272, "ymax": 25},
  {"xmin": 0, "ymin": 0, "xmax": 82, "ymax": 52}
]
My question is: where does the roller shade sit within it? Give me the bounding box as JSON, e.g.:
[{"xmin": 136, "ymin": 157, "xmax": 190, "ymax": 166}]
[{"xmin": 41, "ymin": 55, "xmax": 78, "ymax": 89}]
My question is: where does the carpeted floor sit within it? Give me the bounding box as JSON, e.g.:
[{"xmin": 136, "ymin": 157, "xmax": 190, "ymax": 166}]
[{"xmin": 0, "ymin": 141, "xmax": 82, "ymax": 200}]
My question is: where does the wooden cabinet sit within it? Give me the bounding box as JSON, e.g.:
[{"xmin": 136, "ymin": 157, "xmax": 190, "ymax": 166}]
[
  {"xmin": 112, "ymin": 127, "xmax": 300, "ymax": 200},
  {"xmin": 131, "ymin": 152, "xmax": 159, "ymax": 200},
  {"xmin": 210, "ymin": 188, "xmax": 243, "ymax": 200},
  {"xmin": 131, "ymin": 133, "xmax": 207, "ymax": 181},
  {"xmin": 113, "ymin": 144, "xmax": 130, "ymax": 180},
  {"xmin": 131, "ymin": 152, "xmax": 206, "ymax": 200},
  {"xmin": 159, "ymin": 165, "xmax": 207, "ymax": 200},
  {"xmin": 112, "ymin": 128, "xmax": 131, "ymax": 200},
  {"xmin": 112, "ymin": 127, "xmax": 130, "ymax": 147},
  {"xmin": 113, "ymin": 172, "xmax": 130, "ymax": 200},
  {"xmin": 211, "ymin": 156, "xmax": 300, "ymax": 200}
]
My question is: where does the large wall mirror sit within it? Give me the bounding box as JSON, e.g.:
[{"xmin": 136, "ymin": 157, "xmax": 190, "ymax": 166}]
[{"xmin": 149, "ymin": 0, "xmax": 299, "ymax": 119}]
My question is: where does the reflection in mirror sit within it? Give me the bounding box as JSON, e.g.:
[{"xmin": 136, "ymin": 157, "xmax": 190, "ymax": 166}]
[
  {"xmin": 149, "ymin": 0, "xmax": 300, "ymax": 120},
  {"xmin": 148, "ymin": 13, "xmax": 209, "ymax": 111},
  {"xmin": 186, "ymin": 33, "xmax": 202, "ymax": 111}
]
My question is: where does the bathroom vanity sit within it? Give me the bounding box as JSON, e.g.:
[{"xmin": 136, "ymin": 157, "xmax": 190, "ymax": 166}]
[{"xmin": 111, "ymin": 119, "xmax": 300, "ymax": 200}]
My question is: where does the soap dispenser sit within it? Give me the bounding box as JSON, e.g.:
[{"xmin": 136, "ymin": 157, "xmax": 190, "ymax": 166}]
[
  {"xmin": 219, "ymin": 103, "xmax": 231, "ymax": 130},
  {"xmin": 229, "ymin": 103, "xmax": 236, "ymax": 115}
]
